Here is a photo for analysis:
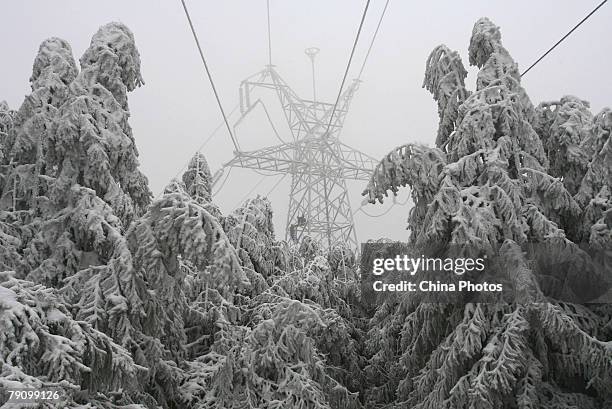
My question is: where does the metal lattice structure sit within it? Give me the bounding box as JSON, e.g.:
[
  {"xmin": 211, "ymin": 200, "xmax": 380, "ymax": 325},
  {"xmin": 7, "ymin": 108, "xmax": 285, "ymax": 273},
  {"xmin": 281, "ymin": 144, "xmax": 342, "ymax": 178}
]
[{"xmin": 218, "ymin": 60, "xmax": 377, "ymax": 250}]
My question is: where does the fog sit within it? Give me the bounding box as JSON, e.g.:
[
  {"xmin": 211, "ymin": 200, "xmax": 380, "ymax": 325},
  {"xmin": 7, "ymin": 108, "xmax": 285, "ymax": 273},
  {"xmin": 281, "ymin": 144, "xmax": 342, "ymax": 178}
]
[{"xmin": 2, "ymin": 0, "xmax": 610, "ymax": 242}]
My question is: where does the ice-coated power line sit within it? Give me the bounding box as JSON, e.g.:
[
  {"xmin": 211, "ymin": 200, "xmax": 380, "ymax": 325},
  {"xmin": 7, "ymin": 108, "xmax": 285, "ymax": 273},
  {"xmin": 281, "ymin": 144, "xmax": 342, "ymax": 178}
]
[
  {"xmin": 233, "ymin": 175, "xmax": 267, "ymax": 208},
  {"xmin": 213, "ymin": 166, "xmax": 232, "ymax": 196},
  {"xmin": 324, "ymin": 0, "xmax": 371, "ymax": 138},
  {"xmin": 266, "ymin": 0, "xmax": 273, "ymax": 65},
  {"xmin": 521, "ymin": 0, "xmax": 608, "ymax": 77},
  {"xmin": 353, "ymin": 194, "xmax": 409, "ymax": 218},
  {"xmin": 357, "ymin": 0, "xmax": 391, "ymax": 80},
  {"xmin": 157, "ymin": 104, "xmax": 239, "ymax": 198},
  {"xmin": 266, "ymin": 174, "xmax": 287, "ymax": 196},
  {"xmin": 179, "ymin": 0, "xmax": 240, "ymax": 151}
]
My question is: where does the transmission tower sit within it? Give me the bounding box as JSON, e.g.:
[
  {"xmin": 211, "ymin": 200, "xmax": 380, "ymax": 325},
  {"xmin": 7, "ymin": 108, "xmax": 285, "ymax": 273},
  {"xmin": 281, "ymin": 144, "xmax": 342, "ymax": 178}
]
[{"xmin": 218, "ymin": 57, "xmax": 377, "ymax": 250}]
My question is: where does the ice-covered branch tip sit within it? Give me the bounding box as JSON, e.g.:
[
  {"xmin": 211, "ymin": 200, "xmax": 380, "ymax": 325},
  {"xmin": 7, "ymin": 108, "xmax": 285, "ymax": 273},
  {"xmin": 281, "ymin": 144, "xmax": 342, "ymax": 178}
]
[
  {"xmin": 80, "ymin": 22, "xmax": 144, "ymax": 93},
  {"xmin": 0, "ymin": 101, "xmax": 13, "ymax": 136},
  {"xmin": 183, "ymin": 153, "xmax": 213, "ymax": 204},
  {"xmin": 423, "ymin": 45, "xmax": 467, "ymax": 101},
  {"xmin": 423, "ymin": 45, "xmax": 470, "ymax": 147},
  {"xmin": 468, "ymin": 17, "xmax": 502, "ymax": 68},
  {"xmin": 30, "ymin": 37, "xmax": 78, "ymax": 88}
]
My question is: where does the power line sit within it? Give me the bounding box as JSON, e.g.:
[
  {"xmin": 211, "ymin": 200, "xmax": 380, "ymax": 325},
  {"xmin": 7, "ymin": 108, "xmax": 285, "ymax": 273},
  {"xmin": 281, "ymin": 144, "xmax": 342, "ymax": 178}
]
[
  {"xmin": 322, "ymin": 0, "xmax": 389, "ymax": 144},
  {"xmin": 266, "ymin": 0, "xmax": 272, "ymax": 65},
  {"xmin": 265, "ymin": 173, "xmax": 287, "ymax": 196},
  {"xmin": 521, "ymin": 0, "xmax": 608, "ymax": 77},
  {"xmin": 324, "ymin": 0, "xmax": 371, "ymax": 138},
  {"xmin": 234, "ymin": 99, "xmax": 286, "ymax": 145},
  {"xmin": 213, "ymin": 166, "xmax": 232, "ymax": 197},
  {"xmin": 233, "ymin": 174, "xmax": 268, "ymax": 208},
  {"xmin": 353, "ymin": 194, "xmax": 410, "ymax": 218},
  {"xmin": 157, "ymin": 103, "xmax": 239, "ymax": 198},
  {"xmin": 357, "ymin": 0, "xmax": 390, "ymax": 80},
  {"xmin": 252, "ymin": 169, "xmax": 282, "ymax": 177},
  {"xmin": 198, "ymin": 103, "xmax": 239, "ymax": 152},
  {"xmin": 322, "ymin": 0, "xmax": 389, "ymax": 167},
  {"xmin": 180, "ymin": 0, "xmax": 240, "ymax": 151},
  {"xmin": 355, "ymin": 204, "xmax": 395, "ymax": 218}
]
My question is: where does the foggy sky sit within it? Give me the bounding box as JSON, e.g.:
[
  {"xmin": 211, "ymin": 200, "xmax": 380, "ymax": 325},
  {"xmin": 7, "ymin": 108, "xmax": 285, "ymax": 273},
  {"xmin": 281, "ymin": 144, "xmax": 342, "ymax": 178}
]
[{"xmin": 2, "ymin": 1, "xmax": 611, "ymax": 242}]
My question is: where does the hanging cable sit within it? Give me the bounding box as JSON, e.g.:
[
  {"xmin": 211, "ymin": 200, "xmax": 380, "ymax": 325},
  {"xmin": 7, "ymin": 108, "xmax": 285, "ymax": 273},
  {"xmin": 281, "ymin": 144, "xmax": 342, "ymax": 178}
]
[
  {"xmin": 266, "ymin": 0, "xmax": 273, "ymax": 65},
  {"xmin": 521, "ymin": 0, "xmax": 608, "ymax": 77},
  {"xmin": 260, "ymin": 100, "xmax": 286, "ymax": 144},
  {"xmin": 234, "ymin": 99, "xmax": 286, "ymax": 145},
  {"xmin": 198, "ymin": 104, "xmax": 239, "ymax": 152},
  {"xmin": 357, "ymin": 0, "xmax": 390, "ymax": 80},
  {"xmin": 328, "ymin": 0, "xmax": 389, "ymax": 142},
  {"xmin": 252, "ymin": 169, "xmax": 283, "ymax": 177},
  {"xmin": 212, "ymin": 166, "xmax": 232, "ymax": 197},
  {"xmin": 180, "ymin": 0, "xmax": 240, "ymax": 151},
  {"xmin": 320, "ymin": 0, "xmax": 384, "ymax": 178},
  {"xmin": 353, "ymin": 194, "xmax": 410, "ymax": 218},
  {"xmin": 265, "ymin": 173, "xmax": 287, "ymax": 196},
  {"xmin": 233, "ymin": 174, "xmax": 268, "ymax": 208},
  {"xmin": 355, "ymin": 203, "xmax": 395, "ymax": 218},
  {"xmin": 324, "ymin": 0, "xmax": 371, "ymax": 138},
  {"xmin": 157, "ymin": 103, "xmax": 239, "ymax": 198}
]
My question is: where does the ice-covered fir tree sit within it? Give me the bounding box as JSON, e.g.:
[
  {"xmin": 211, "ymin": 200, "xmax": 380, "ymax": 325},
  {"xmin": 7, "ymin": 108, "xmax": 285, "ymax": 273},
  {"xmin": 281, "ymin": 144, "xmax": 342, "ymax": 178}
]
[
  {"xmin": 363, "ymin": 17, "xmax": 612, "ymax": 409},
  {"xmin": 182, "ymin": 152, "xmax": 222, "ymax": 218},
  {"xmin": 224, "ymin": 196, "xmax": 288, "ymax": 278},
  {"xmin": 0, "ymin": 38, "xmax": 78, "ymax": 233},
  {"xmin": 0, "ymin": 101, "xmax": 16, "ymax": 193},
  {"xmin": 47, "ymin": 22, "xmax": 151, "ymax": 226}
]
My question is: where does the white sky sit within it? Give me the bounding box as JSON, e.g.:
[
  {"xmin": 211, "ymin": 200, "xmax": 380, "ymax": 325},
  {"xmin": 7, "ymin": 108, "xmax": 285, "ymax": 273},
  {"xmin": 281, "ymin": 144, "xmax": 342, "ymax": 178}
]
[{"xmin": 1, "ymin": 1, "xmax": 611, "ymax": 242}]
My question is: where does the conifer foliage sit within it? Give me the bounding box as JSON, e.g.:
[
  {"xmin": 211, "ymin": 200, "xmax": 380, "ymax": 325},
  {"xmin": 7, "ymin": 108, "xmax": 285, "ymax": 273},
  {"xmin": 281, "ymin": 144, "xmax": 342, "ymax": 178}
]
[
  {"xmin": 1, "ymin": 23, "xmax": 364, "ymax": 409},
  {"xmin": 363, "ymin": 17, "xmax": 612, "ymax": 409},
  {"xmin": 1, "ymin": 17, "xmax": 611, "ymax": 409}
]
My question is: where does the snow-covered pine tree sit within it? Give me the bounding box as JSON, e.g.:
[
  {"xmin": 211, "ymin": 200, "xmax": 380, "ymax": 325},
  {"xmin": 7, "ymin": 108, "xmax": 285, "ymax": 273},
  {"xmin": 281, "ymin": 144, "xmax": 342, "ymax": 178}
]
[
  {"xmin": 183, "ymin": 283, "xmax": 363, "ymax": 408},
  {"xmin": 224, "ymin": 196, "xmax": 288, "ymax": 279},
  {"xmin": 0, "ymin": 215, "xmax": 21, "ymax": 273},
  {"xmin": 327, "ymin": 243, "xmax": 357, "ymax": 281},
  {"xmin": 0, "ymin": 41, "xmax": 78, "ymax": 290},
  {"xmin": 299, "ymin": 234, "xmax": 323, "ymax": 262},
  {"xmin": 577, "ymin": 108, "xmax": 612, "ymax": 252},
  {"xmin": 534, "ymin": 96, "xmax": 593, "ymax": 197},
  {"xmin": 0, "ymin": 38, "xmax": 77, "ymax": 279},
  {"xmin": 0, "ymin": 38, "xmax": 77, "ymax": 286},
  {"xmin": 163, "ymin": 178, "xmax": 187, "ymax": 195},
  {"xmin": 183, "ymin": 153, "xmax": 212, "ymax": 203},
  {"xmin": 124, "ymin": 189, "xmax": 248, "ymax": 406},
  {"xmin": 363, "ymin": 17, "xmax": 612, "ymax": 408},
  {"xmin": 0, "ymin": 270, "xmax": 150, "ymax": 408},
  {"xmin": 0, "ymin": 100, "xmax": 16, "ymax": 193},
  {"xmin": 256, "ymin": 252, "xmax": 364, "ymax": 388},
  {"xmin": 423, "ymin": 44, "xmax": 470, "ymax": 148},
  {"xmin": 0, "ymin": 102, "xmax": 22, "ymax": 272},
  {"xmin": 23, "ymin": 23, "xmax": 151, "ymax": 285},
  {"xmin": 0, "ymin": 38, "xmax": 78, "ymax": 213},
  {"xmin": 175, "ymin": 180, "xmax": 362, "ymax": 407},
  {"xmin": 0, "ymin": 24, "xmax": 163, "ymax": 407},
  {"xmin": 47, "ymin": 22, "xmax": 151, "ymax": 226},
  {"xmin": 182, "ymin": 297, "xmax": 362, "ymax": 409},
  {"xmin": 182, "ymin": 152, "xmax": 222, "ymax": 218}
]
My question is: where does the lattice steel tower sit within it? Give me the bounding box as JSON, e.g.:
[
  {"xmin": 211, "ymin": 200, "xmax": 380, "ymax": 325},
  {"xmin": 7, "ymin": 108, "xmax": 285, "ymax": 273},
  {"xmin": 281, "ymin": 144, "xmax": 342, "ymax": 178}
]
[{"xmin": 219, "ymin": 51, "xmax": 377, "ymax": 250}]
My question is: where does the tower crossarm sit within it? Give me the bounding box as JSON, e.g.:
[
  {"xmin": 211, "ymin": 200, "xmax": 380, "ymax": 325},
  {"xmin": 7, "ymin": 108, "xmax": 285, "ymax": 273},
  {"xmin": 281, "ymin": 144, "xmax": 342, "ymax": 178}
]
[
  {"xmin": 224, "ymin": 138, "xmax": 377, "ymax": 181},
  {"xmin": 240, "ymin": 67, "xmax": 312, "ymax": 141},
  {"xmin": 224, "ymin": 142, "xmax": 296, "ymax": 174},
  {"xmin": 239, "ymin": 67, "xmax": 360, "ymax": 141},
  {"xmin": 326, "ymin": 140, "xmax": 379, "ymax": 181},
  {"xmin": 312, "ymin": 79, "xmax": 360, "ymax": 138}
]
